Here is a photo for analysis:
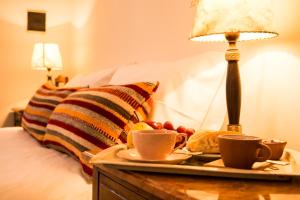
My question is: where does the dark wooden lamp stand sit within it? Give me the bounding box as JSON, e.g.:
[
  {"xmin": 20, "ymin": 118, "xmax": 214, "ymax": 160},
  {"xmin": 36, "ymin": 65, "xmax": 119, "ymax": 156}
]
[{"xmin": 225, "ymin": 32, "xmax": 242, "ymax": 133}]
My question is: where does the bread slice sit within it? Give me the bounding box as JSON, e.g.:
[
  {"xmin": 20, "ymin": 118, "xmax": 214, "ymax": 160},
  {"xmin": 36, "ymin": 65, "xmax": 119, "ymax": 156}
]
[{"xmin": 187, "ymin": 130, "xmax": 239, "ymax": 153}]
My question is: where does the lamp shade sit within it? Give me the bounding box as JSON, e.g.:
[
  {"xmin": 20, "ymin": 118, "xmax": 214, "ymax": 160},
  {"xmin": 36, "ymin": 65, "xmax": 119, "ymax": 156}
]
[
  {"xmin": 31, "ymin": 43, "xmax": 63, "ymax": 70},
  {"xmin": 190, "ymin": 0, "xmax": 278, "ymax": 42}
]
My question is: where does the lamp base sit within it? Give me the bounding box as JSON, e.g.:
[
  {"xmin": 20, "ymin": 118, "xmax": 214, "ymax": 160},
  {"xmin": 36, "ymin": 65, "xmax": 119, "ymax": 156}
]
[
  {"xmin": 227, "ymin": 124, "xmax": 242, "ymax": 133},
  {"xmin": 47, "ymin": 75, "xmax": 52, "ymax": 81},
  {"xmin": 46, "ymin": 67, "xmax": 53, "ymax": 82},
  {"xmin": 225, "ymin": 32, "xmax": 242, "ymax": 134}
]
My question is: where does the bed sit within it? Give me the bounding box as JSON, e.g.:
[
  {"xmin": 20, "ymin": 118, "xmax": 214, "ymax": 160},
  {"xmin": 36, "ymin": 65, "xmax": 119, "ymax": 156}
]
[
  {"xmin": 0, "ymin": 127, "xmax": 91, "ymax": 200},
  {"xmin": 1, "ymin": 51, "xmax": 297, "ymax": 199},
  {"xmin": 0, "ymin": 52, "xmax": 228, "ymax": 199},
  {"xmin": 0, "ymin": 67, "xmax": 122, "ymax": 200}
]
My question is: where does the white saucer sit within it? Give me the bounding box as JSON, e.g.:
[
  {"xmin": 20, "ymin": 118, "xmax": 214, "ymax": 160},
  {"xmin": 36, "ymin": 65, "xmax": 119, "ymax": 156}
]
[{"xmin": 117, "ymin": 149, "xmax": 192, "ymax": 164}]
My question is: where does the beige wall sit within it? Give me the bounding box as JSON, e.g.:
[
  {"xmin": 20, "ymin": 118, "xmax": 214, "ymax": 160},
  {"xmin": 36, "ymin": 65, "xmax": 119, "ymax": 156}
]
[
  {"xmin": 0, "ymin": 0, "xmax": 75, "ymax": 126},
  {"xmin": 70, "ymin": 0, "xmax": 223, "ymax": 73},
  {"xmin": 70, "ymin": 0, "xmax": 300, "ymax": 70}
]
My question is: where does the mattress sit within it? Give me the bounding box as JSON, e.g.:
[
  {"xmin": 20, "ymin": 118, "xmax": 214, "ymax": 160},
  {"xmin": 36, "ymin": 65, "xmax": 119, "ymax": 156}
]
[{"xmin": 0, "ymin": 127, "xmax": 91, "ymax": 200}]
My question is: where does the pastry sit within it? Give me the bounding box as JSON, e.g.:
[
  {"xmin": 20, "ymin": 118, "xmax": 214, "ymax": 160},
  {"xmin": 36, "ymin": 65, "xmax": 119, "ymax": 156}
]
[{"xmin": 187, "ymin": 130, "xmax": 239, "ymax": 153}]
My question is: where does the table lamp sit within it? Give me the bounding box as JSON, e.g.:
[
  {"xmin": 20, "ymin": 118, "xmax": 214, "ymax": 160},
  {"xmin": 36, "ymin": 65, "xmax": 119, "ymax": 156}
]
[
  {"xmin": 31, "ymin": 43, "xmax": 63, "ymax": 82},
  {"xmin": 190, "ymin": 0, "xmax": 278, "ymax": 132}
]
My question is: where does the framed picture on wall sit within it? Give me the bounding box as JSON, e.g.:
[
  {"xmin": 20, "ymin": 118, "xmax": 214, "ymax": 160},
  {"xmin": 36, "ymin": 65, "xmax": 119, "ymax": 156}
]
[{"xmin": 27, "ymin": 11, "xmax": 46, "ymax": 32}]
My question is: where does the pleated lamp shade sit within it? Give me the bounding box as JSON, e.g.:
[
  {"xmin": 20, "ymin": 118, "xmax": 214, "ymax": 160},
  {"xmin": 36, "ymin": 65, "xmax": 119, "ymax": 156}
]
[
  {"xmin": 31, "ymin": 43, "xmax": 63, "ymax": 70},
  {"xmin": 190, "ymin": 0, "xmax": 278, "ymax": 42}
]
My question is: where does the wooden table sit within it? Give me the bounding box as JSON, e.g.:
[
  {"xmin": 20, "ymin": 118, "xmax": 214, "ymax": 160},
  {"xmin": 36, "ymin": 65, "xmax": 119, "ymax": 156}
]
[{"xmin": 93, "ymin": 164, "xmax": 300, "ymax": 200}]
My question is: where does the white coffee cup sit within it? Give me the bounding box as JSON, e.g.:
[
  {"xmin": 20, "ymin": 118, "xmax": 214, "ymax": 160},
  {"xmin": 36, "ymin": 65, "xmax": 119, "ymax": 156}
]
[{"xmin": 131, "ymin": 129, "xmax": 187, "ymax": 160}]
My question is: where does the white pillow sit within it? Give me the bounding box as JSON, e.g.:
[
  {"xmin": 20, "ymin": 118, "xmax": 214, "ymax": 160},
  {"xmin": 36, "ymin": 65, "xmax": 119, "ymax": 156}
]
[
  {"xmin": 109, "ymin": 52, "xmax": 227, "ymax": 130},
  {"xmin": 63, "ymin": 74, "xmax": 86, "ymax": 87},
  {"xmin": 65, "ymin": 67, "xmax": 117, "ymax": 88}
]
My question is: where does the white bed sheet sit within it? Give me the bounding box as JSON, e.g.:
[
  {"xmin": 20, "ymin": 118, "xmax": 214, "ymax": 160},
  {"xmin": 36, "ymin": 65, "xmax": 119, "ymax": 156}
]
[{"xmin": 0, "ymin": 127, "xmax": 91, "ymax": 200}]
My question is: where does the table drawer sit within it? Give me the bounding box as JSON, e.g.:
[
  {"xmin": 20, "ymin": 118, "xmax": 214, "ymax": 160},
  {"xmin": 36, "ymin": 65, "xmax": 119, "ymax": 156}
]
[{"xmin": 99, "ymin": 174, "xmax": 145, "ymax": 200}]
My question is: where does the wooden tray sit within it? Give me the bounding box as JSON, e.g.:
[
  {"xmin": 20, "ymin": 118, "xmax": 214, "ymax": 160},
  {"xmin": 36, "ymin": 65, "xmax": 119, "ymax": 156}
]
[{"xmin": 90, "ymin": 144, "xmax": 300, "ymax": 181}]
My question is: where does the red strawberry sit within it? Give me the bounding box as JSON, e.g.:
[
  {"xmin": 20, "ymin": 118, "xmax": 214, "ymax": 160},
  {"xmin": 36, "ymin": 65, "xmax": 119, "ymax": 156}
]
[
  {"xmin": 145, "ymin": 120, "xmax": 163, "ymax": 129},
  {"xmin": 154, "ymin": 122, "xmax": 163, "ymax": 129},
  {"xmin": 163, "ymin": 121, "xmax": 174, "ymax": 130},
  {"xmin": 185, "ymin": 128, "xmax": 195, "ymax": 138},
  {"xmin": 176, "ymin": 126, "xmax": 186, "ymax": 133}
]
